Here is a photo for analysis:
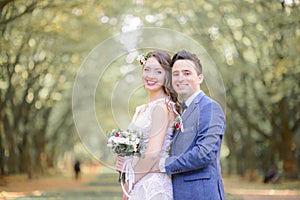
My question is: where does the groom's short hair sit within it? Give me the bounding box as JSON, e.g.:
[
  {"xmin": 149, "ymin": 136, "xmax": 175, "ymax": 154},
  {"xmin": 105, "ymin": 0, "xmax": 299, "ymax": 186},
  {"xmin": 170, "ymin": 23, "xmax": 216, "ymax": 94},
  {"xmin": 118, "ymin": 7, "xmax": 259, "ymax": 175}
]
[{"xmin": 170, "ymin": 50, "xmax": 202, "ymax": 75}]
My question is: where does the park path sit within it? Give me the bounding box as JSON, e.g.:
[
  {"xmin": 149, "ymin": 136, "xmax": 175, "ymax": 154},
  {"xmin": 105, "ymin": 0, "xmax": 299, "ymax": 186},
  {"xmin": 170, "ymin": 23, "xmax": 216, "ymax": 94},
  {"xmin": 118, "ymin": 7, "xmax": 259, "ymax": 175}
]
[
  {"xmin": 223, "ymin": 175, "xmax": 300, "ymax": 200},
  {"xmin": 1, "ymin": 167, "xmax": 300, "ymax": 199}
]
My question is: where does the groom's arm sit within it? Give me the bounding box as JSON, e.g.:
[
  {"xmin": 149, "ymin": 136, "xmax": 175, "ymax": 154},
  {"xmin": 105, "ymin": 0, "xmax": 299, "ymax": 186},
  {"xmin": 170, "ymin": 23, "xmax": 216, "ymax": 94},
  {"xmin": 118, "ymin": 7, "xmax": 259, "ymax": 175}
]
[{"xmin": 165, "ymin": 101, "xmax": 225, "ymax": 175}]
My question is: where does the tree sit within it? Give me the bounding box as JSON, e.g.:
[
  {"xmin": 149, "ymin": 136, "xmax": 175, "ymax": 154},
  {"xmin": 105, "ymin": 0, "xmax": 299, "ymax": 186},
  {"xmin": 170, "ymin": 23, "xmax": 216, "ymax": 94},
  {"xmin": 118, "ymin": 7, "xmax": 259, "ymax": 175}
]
[
  {"xmin": 0, "ymin": 0, "xmax": 93, "ymax": 175},
  {"xmin": 0, "ymin": 0, "xmax": 138, "ymax": 176},
  {"xmin": 134, "ymin": 0, "xmax": 300, "ymax": 179},
  {"xmin": 187, "ymin": 0, "xmax": 299, "ymax": 179}
]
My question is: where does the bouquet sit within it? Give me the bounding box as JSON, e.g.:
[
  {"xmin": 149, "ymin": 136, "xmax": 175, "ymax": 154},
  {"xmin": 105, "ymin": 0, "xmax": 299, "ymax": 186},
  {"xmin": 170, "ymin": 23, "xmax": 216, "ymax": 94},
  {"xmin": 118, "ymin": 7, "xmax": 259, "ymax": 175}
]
[
  {"xmin": 107, "ymin": 129, "xmax": 144, "ymax": 157},
  {"xmin": 107, "ymin": 129, "xmax": 144, "ymax": 196},
  {"xmin": 107, "ymin": 129, "xmax": 144, "ymax": 197}
]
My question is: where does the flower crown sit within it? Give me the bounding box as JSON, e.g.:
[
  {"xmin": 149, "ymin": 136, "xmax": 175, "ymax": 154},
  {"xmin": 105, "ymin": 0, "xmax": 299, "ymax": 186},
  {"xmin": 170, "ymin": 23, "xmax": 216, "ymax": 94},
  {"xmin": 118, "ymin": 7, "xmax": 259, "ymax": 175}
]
[{"xmin": 137, "ymin": 54, "xmax": 148, "ymax": 65}]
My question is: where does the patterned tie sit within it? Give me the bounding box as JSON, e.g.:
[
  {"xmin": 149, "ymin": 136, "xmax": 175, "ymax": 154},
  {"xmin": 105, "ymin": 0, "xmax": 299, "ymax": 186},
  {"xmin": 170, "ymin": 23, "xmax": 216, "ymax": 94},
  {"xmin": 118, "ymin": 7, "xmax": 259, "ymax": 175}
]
[{"xmin": 181, "ymin": 101, "xmax": 187, "ymax": 112}]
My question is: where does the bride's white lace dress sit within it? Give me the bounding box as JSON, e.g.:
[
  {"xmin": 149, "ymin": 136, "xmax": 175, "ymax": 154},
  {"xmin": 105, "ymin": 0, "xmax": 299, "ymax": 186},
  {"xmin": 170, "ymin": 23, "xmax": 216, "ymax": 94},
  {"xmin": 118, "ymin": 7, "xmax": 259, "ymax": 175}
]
[{"xmin": 128, "ymin": 97, "xmax": 177, "ymax": 200}]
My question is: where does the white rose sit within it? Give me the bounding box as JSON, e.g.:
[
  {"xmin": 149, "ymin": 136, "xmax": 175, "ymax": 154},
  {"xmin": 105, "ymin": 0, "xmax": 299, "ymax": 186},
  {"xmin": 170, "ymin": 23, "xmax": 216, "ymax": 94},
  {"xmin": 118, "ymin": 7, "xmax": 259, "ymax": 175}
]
[{"xmin": 107, "ymin": 143, "xmax": 113, "ymax": 147}]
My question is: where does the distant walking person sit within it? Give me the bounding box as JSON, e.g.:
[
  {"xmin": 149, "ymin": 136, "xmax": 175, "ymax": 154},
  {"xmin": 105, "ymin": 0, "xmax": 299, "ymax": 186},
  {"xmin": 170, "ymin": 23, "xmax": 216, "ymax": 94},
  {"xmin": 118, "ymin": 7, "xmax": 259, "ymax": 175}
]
[{"xmin": 74, "ymin": 160, "xmax": 81, "ymax": 180}]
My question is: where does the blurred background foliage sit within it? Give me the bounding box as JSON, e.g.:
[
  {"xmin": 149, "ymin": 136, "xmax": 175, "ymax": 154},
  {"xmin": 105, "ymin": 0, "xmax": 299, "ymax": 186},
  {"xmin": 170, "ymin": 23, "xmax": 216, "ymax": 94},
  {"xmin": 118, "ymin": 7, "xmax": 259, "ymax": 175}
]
[{"xmin": 0, "ymin": 0, "xmax": 299, "ymax": 181}]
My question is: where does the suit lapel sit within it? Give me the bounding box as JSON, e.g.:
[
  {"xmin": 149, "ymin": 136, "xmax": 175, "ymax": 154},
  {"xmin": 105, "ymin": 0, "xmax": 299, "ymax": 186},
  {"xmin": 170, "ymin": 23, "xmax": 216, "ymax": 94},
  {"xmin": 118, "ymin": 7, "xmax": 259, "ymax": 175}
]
[
  {"xmin": 182, "ymin": 101, "xmax": 197, "ymax": 122},
  {"xmin": 171, "ymin": 106, "xmax": 195, "ymax": 150},
  {"xmin": 182, "ymin": 91, "xmax": 205, "ymax": 124}
]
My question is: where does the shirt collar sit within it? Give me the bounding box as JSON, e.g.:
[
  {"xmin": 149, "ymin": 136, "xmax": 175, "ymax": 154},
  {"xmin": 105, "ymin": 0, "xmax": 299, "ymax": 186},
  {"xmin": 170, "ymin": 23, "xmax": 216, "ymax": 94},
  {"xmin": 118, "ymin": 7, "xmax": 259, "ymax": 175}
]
[{"xmin": 184, "ymin": 90, "xmax": 201, "ymax": 107}]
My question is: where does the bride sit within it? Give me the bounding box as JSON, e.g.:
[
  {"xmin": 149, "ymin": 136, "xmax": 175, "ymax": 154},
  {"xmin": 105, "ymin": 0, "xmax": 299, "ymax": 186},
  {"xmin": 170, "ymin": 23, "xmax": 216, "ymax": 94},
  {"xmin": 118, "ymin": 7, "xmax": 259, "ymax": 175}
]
[{"xmin": 116, "ymin": 50, "xmax": 181, "ymax": 200}]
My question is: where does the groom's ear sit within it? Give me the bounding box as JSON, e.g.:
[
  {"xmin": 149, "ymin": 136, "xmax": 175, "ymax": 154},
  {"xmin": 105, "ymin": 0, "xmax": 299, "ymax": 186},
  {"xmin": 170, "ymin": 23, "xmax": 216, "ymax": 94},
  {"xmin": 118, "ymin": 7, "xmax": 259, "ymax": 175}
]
[{"xmin": 198, "ymin": 74, "xmax": 204, "ymax": 84}]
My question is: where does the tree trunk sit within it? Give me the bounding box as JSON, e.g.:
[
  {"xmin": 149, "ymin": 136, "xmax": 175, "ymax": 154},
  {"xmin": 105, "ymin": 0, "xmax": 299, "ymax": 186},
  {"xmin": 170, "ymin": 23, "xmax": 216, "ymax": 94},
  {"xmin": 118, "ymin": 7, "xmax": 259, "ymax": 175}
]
[
  {"xmin": 283, "ymin": 156, "xmax": 297, "ymax": 179},
  {"xmin": 224, "ymin": 120, "xmax": 237, "ymax": 175},
  {"xmin": 0, "ymin": 114, "xmax": 4, "ymax": 175},
  {"xmin": 18, "ymin": 133, "xmax": 34, "ymax": 179},
  {"xmin": 279, "ymin": 98, "xmax": 297, "ymax": 179},
  {"xmin": 0, "ymin": 134, "xmax": 4, "ymax": 175},
  {"xmin": 244, "ymin": 129, "xmax": 257, "ymax": 181},
  {"xmin": 34, "ymin": 133, "xmax": 47, "ymax": 175}
]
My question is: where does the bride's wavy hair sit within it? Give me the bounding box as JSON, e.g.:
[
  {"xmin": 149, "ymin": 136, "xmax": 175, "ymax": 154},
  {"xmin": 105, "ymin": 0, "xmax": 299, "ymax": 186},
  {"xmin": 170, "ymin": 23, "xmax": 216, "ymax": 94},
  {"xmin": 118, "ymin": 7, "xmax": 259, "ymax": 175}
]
[{"xmin": 145, "ymin": 50, "xmax": 181, "ymax": 114}]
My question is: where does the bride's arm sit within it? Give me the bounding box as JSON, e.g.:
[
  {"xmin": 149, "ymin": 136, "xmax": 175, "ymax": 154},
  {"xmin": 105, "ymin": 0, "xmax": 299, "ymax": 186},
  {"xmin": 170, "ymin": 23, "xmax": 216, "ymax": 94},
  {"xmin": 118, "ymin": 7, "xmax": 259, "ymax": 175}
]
[{"xmin": 133, "ymin": 103, "xmax": 170, "ymax": 183}]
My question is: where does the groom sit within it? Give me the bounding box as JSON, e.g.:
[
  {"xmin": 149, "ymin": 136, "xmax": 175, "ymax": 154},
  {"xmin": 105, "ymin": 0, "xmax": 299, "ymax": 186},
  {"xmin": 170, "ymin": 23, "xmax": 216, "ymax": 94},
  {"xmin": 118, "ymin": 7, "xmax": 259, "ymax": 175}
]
[{"xmin": 158, "ymin": 50, "xmax": 226, "ymax": 199}]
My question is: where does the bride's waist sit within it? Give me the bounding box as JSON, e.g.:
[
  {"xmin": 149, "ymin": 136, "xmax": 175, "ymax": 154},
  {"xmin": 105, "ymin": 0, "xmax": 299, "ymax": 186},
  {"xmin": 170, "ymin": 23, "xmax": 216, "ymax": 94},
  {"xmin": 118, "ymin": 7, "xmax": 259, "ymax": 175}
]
[{"xmin": 137, "ymin": 172, "xmax": 170, "ymax": 183}]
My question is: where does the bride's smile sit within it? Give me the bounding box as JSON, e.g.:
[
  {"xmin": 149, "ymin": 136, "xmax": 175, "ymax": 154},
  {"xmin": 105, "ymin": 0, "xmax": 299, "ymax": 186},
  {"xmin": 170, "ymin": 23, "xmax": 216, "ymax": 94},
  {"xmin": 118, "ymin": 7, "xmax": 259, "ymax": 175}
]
[{"xmin": 142, "ymin": 57, "xmax": 166, "ymax": 92}]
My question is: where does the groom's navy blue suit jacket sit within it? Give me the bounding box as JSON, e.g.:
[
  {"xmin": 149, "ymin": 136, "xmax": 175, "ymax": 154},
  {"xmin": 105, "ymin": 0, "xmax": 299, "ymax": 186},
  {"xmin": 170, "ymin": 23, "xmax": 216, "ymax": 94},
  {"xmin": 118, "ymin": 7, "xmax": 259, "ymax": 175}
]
[{"xmin": 165, "ymin": 91, "xmax": 226, "ymax": 200}]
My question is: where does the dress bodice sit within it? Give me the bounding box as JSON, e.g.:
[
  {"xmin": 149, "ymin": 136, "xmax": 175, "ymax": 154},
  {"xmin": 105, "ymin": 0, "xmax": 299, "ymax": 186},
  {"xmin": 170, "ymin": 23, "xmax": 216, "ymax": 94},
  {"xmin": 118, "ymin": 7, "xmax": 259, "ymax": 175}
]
[
  {"xmin": 128, "ymin": 97, "xmax": 177, "ymax": 200},
  {"xmin": 128, "ymin": 97, "xmax": 178, "ymax": 157}
]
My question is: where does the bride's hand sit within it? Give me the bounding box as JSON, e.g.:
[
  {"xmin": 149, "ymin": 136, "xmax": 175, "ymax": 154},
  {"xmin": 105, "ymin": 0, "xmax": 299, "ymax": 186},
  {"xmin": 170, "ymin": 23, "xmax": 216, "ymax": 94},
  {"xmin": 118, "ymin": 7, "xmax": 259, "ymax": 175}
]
[
  {"xmin": 122, "ymin": 193, "xmax": 128, "ymax": 200},
  {"xmin": 115, "ymin": 156, "xmax": 125, "ymax": 172},
  {"xmin": 122, "ymin": 184, "xmax": 129, "ymax": 200},
  {"xmin": 122, "ymin": 182, "xmax": 132, "ymax": 200}
]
